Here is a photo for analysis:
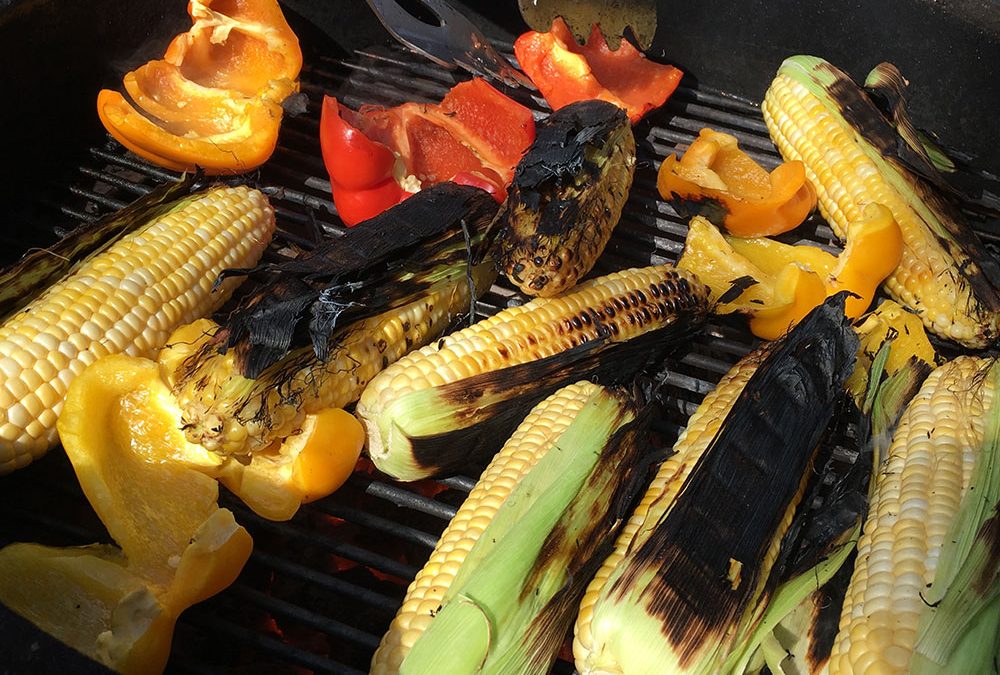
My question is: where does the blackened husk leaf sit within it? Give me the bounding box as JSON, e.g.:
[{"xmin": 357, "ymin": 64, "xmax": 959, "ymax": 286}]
[
  {"xmin": 0, "ymin": 175, "xmax": 196, "ymax": 323},
  {"xmin": 608, "ymin": 293, "xmax": 858, "ymax": 665},
  {"xmin": 218, "ymin": 183, "xmax": 499, "ymax": 378},
  {"xmin": 410, "ymin": 309, "xmax": 706, "ymax": 477}
]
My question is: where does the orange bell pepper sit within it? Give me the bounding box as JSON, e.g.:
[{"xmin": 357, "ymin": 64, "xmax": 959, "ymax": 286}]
[
  {"xmin": 677, "ymin": 204, "xmax": 903, "ymax": 339},
  {"xmin": 97, "ymin": 0, "xmax": 302, "ymax": 174},
  {"xmin": 514, "ymin": 18, "xmax": 682, "ymax": 124},
  {"xmin": 658, "ymin": 128, "xmax": 817, "ymax": 237}
]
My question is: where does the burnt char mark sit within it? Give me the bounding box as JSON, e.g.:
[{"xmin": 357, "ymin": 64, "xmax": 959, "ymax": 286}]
[
  {"xmin": 807, "ymin": 550, "xmax": 856, "ymax": 670},
  {"xmin": 974, "ymin": 503, "xmax": 1000, "ymax": 595},
  {"xmin": 608, "ymin": 294, "xmax": 858, "ymax": 666},
  {"xmin": 409, "ymin": 311, "xmax": 706, "ymax": 477},
  {"xmin": 821, "ymin": 63, "xmax": 1000, "ymax": 309},
  {"xmin": 668, "ymin": 194, "xmax": 730, "ymax": 229}
]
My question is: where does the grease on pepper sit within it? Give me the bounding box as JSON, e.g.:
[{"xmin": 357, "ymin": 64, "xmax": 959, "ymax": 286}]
[
  {"xmin": 320, "ymin": 78, "xmax": 535, "ymax": 226},
  {"xmin": 658, "ymin": 128, "xmax": 818, "ymax": 237},
  {"xmin": 97, "ymin": 0, "xmax": 302, "ymax": 174},
  {"xmin": 513, "ymin": 18, "xmax": 682, "ymax": 123},
  {"xmin": 0, "ymin": 354, "xmax": 253, "ymax": 675},
  {"xmin": 678, "ymin": 203, "xmax": 903, "ymax": 339}
]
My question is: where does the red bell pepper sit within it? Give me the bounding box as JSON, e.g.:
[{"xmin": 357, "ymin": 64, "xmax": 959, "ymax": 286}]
[
  {"xmin": 320, "ymin": 78, "xmax": 535, "ymax": 226},
  {"xmin": 514, "ymin": 18, "xmax": 683, "ymax": 124}
]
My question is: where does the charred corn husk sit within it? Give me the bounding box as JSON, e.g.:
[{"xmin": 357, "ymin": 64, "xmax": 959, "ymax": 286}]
[
  {"xmin": 574, "ymin": 294, "xmax": 858, "ymax": 675},
  {"xmin": 169, "ymin": 185, "xmax": 499, "ymax": 459},
  {"xmin": 830, "ymin": 356, "xmax": 1000, "ymax": 674},
  {"xmin": 0, "ymin": 183, "xmax": 274, "ymax": 474},
  {"xmin": 762, "ymin": 56, "xmax": 1000, "ymax": 347},
  {"xmin": 491, "ymin": 99, "xmax": 636, "ymax": 297},
  {"xmin": 358, "ymin": 264, "xmax": 709, "ymax": 481},
  {"xmin": 372, "ymin": 381, "xmax": 649, "ymax": 675}
]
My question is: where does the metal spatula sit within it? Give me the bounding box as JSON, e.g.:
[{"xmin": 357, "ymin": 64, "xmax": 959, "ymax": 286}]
[
  {"xmin": 365, "ymin": 0, "xmax": 534, "ymax": 88},
  {"xmin": 518, "ymin": 0, "xmax": 657, "ymax": 50}
]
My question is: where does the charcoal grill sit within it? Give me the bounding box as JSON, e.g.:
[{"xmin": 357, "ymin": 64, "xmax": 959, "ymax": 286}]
[{"xmin": 1, "ymin": 1, "xmax": 999, "ymax": 673}]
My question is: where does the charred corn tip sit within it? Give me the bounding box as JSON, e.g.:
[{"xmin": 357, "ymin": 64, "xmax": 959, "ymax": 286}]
[
  {"xmin": 0, "ymin": 185, "xmax": 274, "ymax": 475},
  {"xmin": 762, "ymin": 63, "xmax": 1000, "ymax": 347},
  {"xmin": 830, "ymin": 356, "xmax": 995, "ymax": 674},
  {"xmin": 357, "ymin": 264, "xmax": 709, "ymax": 481},
  {"xmin": 370, "ymin": 380, "xmax": 602, "ymax": 674}
]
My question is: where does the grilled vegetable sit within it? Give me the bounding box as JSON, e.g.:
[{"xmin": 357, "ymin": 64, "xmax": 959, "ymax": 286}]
[
  {"xmin": 371, "ymin": 381, "xmax": 650, "ymax": 675},
  {"xmin": 97, "ymin": 0, "xmax": 302, "ymax": 173},
  {"xmin": 0, "ymin": 183, "xmax": 275, "ymax": 475},
  {"xmin": 357, "ymin": 264, "xmax": 709, "ymax": 481},
  {"xmin": 732, "ymin": 337, "xmax": 931, "ymax": 675},
  {"xmin": 830, "ymin": 356, "xmax": 1000, "ymax": 674},
  {"xmin": 513, "ymin": 18, "xmax": 683, "ymax": 124},
  {"xmin": 0, "ymin": 354, "xmax": 253, "ymax": 675},
  {"xmin": 574, "ymin": 294, "xmax": 858, "ymax": 674},
  {"xmin": 169, "ymin": 184, "xmax": 498, "ymax": 462},
  {"xmin": 678, "ymin": 203, "xmax": 903, "ymax": 339},
  {"xmin": 321, "ymin": 79, "xmax": 535, "ymax": 225},
  {"xmin": 762, "ymin": 56, "xmax": 1000, "ymax": 347},
  {"xmin": 658, "ymin": 128, "xmax": 817, "ymax": 237},
  {"xmin": 490, "ymin": 99, "xmax": 636, "ymax": 297}
]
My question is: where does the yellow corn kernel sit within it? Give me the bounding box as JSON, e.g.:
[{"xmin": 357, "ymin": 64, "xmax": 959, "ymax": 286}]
[
  {"xmin": 829, "ymin": 356, "xmax": 993, "ymax": 674},
  {"xmin": 0, "ymin": 186, "xmax": 274, "ymax": 474}
]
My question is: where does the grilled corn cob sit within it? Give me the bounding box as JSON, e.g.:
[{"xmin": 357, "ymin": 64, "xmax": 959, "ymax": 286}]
[
  {"xmin": 0, "ymin": 184, "xmax": 274, "ymax": 474},
  {"xmin": 573, "ymin": 294, "xmax": 858, "ymax": 674},
  {"xmin": 491, "ymin": 99, "xmax": 636, "ymax": 297},
  {"xmin": 829, "ymin": 356, "xmax": 1000, "ymax": 674},
  {"xmin": 168, "ymin": 184, "xmax": 499, "ymax": 459},
  {"xmin": 762, "ymin": 56, "xmax": 1000, "ymax": 347},
  {"xmin": 372, "ymin": 380, "xmax": 649, "ymax": 674},
  {"xmin": 357, "ymin": 264, "xmax": 709, "ymax": 481}
]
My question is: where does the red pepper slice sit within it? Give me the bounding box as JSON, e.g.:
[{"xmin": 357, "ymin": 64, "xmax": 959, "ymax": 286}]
[
  {"xmin": 514, "ymin": 18, "xmax": 683, "ymax": 124},
  {"xmin": 320, "ymin": 79, "xmax": 535, "ymax": 226}
]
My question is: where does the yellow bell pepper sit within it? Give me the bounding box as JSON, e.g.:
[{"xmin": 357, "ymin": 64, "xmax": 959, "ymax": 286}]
[
  {"xmin": 677, "ymin": 204, "xmax": 904, "ymax": 339},
  {"xmin": 658, "ymin": 128, "xmax": 817, "ymax": 237},
  {"xmin": 0, "ymin": 354, "xmax": 253, "ymax": 675}
]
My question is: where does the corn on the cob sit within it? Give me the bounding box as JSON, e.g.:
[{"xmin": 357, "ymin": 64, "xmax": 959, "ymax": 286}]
[
  {"xmin": 491, "ymin": 99, "xmax": 636, "ymax": 297},
  {"xmin": 357, "ymin": 264, "xmax": 709, "ymax": 481},
  {"xmin": 762, "ymin": 56, "xmax": 1000, "ymax": 347},
  {"xmin": 168, "ymin": 263, "xmax": 493, "ymax": 458},
  {"xmin": 0, "ymin": 185, "xmax": 274, "ymax": 474},
  {"xmin": 372, "ymin": 380, "xmax": 649, "ymax": 674},
  {"xmin": 166, "ymin": 183, "xmax": 499, "ymax": 460},
  {"xmin": 829, "ymin": 356, "xmax": 1000, "ymax": 674},
  {"xmin": 572, "ymin": 294, "xmax": 858, "ymax": 675}
]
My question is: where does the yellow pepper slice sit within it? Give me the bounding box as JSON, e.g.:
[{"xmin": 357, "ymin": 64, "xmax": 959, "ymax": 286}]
[
  {"xmin": 658, "ymin": 128, "xmax": 817, "ymax": 237},
  {"xmin": 678, "ymin": 204, "xmax": 904, "ymax": 339},
  {"xmin": 0, "ymin": 354, "xmax": 253, "ymax": 675}
]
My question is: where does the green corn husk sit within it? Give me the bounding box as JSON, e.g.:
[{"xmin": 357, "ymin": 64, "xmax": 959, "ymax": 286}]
[
  {"xmin": 399, "ymin": 383, "xmax": 650, "ymax": 675},
  {"xmin": 909, "ymin": 360, "xmax": 1000, "ymax": 673}
]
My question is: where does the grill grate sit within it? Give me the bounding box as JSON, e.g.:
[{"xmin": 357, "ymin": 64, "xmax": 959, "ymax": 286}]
[{"xmin": 0, "ymin": 39, "xmax": 936, "ymax": 674}]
